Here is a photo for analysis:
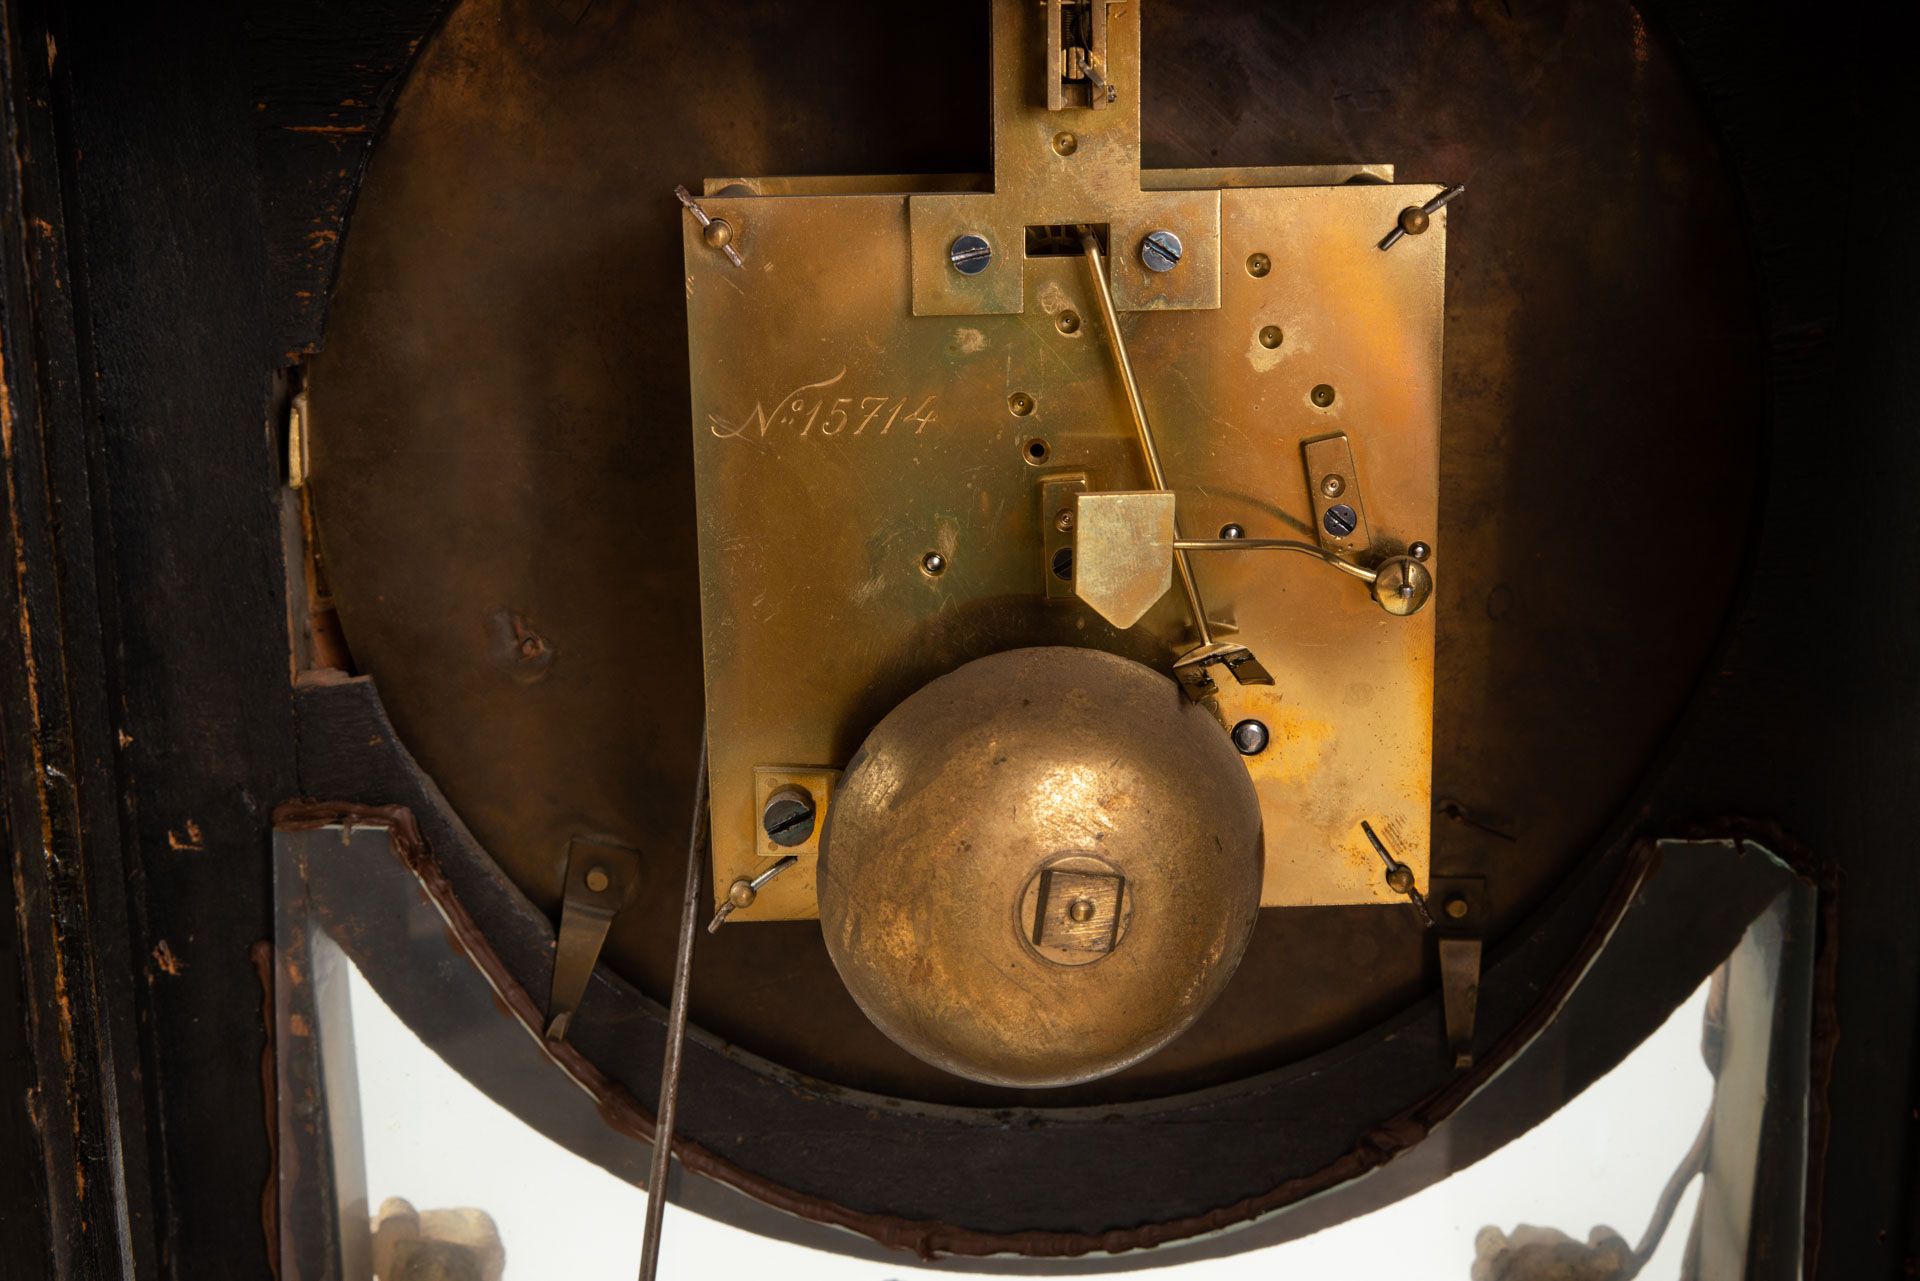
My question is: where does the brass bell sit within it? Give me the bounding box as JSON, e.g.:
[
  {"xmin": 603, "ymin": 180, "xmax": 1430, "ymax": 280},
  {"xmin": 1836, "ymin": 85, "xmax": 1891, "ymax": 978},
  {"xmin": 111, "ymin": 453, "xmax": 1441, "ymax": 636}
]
[{"xmin": 818, "ymin": 647, "xmax": 1264, "ymax": 1087}]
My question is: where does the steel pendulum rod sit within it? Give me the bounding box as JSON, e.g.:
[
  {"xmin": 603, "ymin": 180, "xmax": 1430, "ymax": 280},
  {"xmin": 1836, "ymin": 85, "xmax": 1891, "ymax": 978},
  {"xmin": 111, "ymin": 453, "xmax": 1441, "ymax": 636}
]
[
  {"xmin": 637, "ymin": 732, "xmax": 711, "ymax": 1281},
  {"xmin": 1080, "ymin": 231, "xmax": 1212, "ymax": 647}
]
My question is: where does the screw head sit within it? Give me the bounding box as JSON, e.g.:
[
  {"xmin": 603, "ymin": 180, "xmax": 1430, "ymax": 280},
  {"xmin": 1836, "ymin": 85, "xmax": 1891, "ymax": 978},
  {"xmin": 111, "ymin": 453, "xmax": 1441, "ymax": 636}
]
[
  {"xmin": 1444, "ymin": 894, "xmax": 1470, "ymax": 920},
  {"xmin": 1320, "ymin": 474, "xmax": 1346, "ymax": 498},
  {"xmin": 702, "ymin": 219, "xmax": 734, "ymax": 250},
  {"xmin": 1246, "ymin": 252, "xmax": 1271, "ymax": 278},
  {"xmin": 584, "ymin": 866, "xmax": 611, "ymax": 893},
  {"xmin": 1409, "ymin": 541, "xmax": 1431, "ymax": 561},
  {"xmin": 1219, "ymin": 523, "xmax": 1245, "ymax": 540},
  {"xmin": 948, "ymin": 233, "xmax": 993, "ymax": 276},
  {"xmin": 1386, "ymin": 864, "xmax": 1415, "ymax": 894},
  {"xmin": 1140, "ymin": 229, "xmax": 1183, "ymax": 272},
  {"xmin": 921, "ymin": 551, "xmax": 947, "ymax": 577},
  {"xmin": 1310, "ymin": 383, "xmax": 1337, "ymax": 408},
  {"xmin": 762, "ymin": 786, "xmax": 817, "ymax": 848},
  {"xmin": 1398, "ymin": 205, "xmax": 1431, "ymax": 236},
  {"xmin": 1323, "ymin": 504, "xmax": 1358, "ymax": 539},
  {"xmin": 1230, "ymin": 718, "xmax": 1269, "ymax": 756}
]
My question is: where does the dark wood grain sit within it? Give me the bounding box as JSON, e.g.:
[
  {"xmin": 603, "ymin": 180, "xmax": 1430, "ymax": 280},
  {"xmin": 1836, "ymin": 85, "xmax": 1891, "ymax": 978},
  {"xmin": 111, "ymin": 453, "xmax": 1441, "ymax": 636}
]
[
  {"xmin": 51, "ymin": 3, "xmax": 296, "ymax": 1276},
  {"xmin": 250, "ymin": 0, "xmax": 454, "ymax": 362}
]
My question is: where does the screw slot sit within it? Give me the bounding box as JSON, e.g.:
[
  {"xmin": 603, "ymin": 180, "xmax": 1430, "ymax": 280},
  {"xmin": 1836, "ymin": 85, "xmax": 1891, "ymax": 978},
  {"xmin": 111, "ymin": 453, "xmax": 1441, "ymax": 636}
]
[
  {"xmin": 1246, "ymin": 252, "xmax": 1271, "ymax": 278},
  {"xmin": 1008, "ymin": 391, "xmax": 1035, "ymax": 416},
  {"xmin": 1022, "ymin": 438, "xmax": 1051, "ymax": 466},
  {"xmin": 1258, "ymin": 325, "xmax": 1283, "ymax": 349},
  {"xmin": 1050, "ymin": 547, "xmax": 1075, "ymax": 582},
  {"xmin": 948, "ymin": 233, "xmax": 993, "ymax": 276},
  {"xmin": 1323, "ymin": 504, "xmax": 1358, "ymax": 539},
  {"xmin": 1052, "ymin": 131, "xmax": 1078, "ymax": 156},
  {"xmin": 1140, "ymin": 229, "xmax": 1183, "ymax": 273},
  {"xmin": 1056, "ymin": 310, "xmax": 1081, "ymax": 335},
  {"xmin": 761, "ymin": 786, "xmax": 818, "ymax": 848}
]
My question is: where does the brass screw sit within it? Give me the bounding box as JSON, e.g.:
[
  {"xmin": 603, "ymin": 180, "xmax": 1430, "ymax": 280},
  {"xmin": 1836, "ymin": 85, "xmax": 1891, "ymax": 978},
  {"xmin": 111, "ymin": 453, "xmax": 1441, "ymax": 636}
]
[
  {"xmin": 702, "ymin": 219, "xmax": 734, "ymax": 250},
  {"xmin": 1054, "ymin": 508, "xmax": 1075, "ymax": 533},
  {"xmin": 1258, "ymin": 325, "xmax": 1283, "ymax": 349},
  {"xmin": 1398, "ymin": 206, "xmax": 1431, "ymax": 236},
  {"xmin": 1008, "ymin": 391, "xmax": 1035, "ymax": 416},
  {"xmin": 1056, "ymin": 310, "xmax": 1082, "ymax": 335},
  {"xmin": 1068, "ymin": 899, "xmax": 1096, "ymax": 923},
  {"xmin": 1320, "ymin": 474, "xmax": 1345, "ymax": 498},
  {"xmin": 584, "ymin": 867, "xmax": 611, "ymax": 893},
  {"xmin": 1444, "ymin": 894, "xmax": 1470, "ymax": 920},
  {"xmin": 1052, "ymin": 131, "xmax": 1078, "ymax": 156},
  {"xmin": 1246, "ymin": 252, "xmax": 1271, "ymax": 278},
  {"xmin": 1311, "ymin": 383, "xmax": 1337, "ymax": 408}
]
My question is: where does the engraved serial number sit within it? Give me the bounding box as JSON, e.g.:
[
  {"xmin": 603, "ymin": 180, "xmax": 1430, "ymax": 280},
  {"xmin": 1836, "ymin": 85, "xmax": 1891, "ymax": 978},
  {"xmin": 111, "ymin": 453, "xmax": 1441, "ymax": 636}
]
[{"xmin": 707, "ymin": 370, "xmax": 938, "ymax": 440}]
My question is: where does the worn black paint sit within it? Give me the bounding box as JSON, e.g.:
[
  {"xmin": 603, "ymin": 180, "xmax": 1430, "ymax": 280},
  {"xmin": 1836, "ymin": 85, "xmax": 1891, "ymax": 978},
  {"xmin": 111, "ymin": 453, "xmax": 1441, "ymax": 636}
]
[
  {"xmin": 1, "ymin": 0, "xmax": 163, "ymax": 1272},
  {"xmin": 251, "ymin": 0, "xmax": 453, "ymax": 362}
]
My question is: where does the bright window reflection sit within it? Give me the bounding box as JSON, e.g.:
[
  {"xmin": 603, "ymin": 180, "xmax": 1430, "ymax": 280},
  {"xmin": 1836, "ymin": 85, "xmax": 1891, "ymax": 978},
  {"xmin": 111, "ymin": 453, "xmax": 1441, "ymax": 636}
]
[{"xmin": 349, "ymin": 966, "xmax": 1711, "ymax": 1279}]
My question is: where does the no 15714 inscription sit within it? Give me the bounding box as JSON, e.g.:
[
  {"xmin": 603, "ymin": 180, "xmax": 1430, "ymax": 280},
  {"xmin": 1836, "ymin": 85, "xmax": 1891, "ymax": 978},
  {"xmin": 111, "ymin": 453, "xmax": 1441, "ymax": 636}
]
[{"xmin": 708, "ymin": 370, "xmax": 938, "ymax": 441}]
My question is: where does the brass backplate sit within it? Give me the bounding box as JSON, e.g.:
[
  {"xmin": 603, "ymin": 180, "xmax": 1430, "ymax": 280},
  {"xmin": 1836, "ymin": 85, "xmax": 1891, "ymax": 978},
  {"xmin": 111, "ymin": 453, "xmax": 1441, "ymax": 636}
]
[{"xmin": 686, "ymin": 0, "xmax": 1442, "ymax": 918}]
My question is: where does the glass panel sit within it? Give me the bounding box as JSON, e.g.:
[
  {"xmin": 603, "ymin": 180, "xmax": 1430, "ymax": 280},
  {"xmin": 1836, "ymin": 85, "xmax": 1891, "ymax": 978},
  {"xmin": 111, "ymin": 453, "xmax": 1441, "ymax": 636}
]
[
  {"xmin": 276, "ymin": 822, "xmax": 1810, "ymax": 1279},
  {"xmin": 345, "ymin": 959, "xmax": 1719, "ymax": 1279}
]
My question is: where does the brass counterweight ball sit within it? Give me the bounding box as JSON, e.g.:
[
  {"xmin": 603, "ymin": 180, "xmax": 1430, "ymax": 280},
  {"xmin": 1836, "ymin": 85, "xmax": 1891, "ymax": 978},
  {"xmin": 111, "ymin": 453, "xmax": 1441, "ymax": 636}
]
[{"xmin": 817, "ymin": 647, "xmax": 1265, "ymax": 1088}]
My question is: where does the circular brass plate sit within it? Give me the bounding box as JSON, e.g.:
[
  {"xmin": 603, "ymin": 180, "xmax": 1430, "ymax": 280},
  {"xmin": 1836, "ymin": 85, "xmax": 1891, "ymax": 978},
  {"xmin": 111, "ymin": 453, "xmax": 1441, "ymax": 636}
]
[{"xmin": 306, "ymin": 0, "xmax": 1762, "ymax": 1106}]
